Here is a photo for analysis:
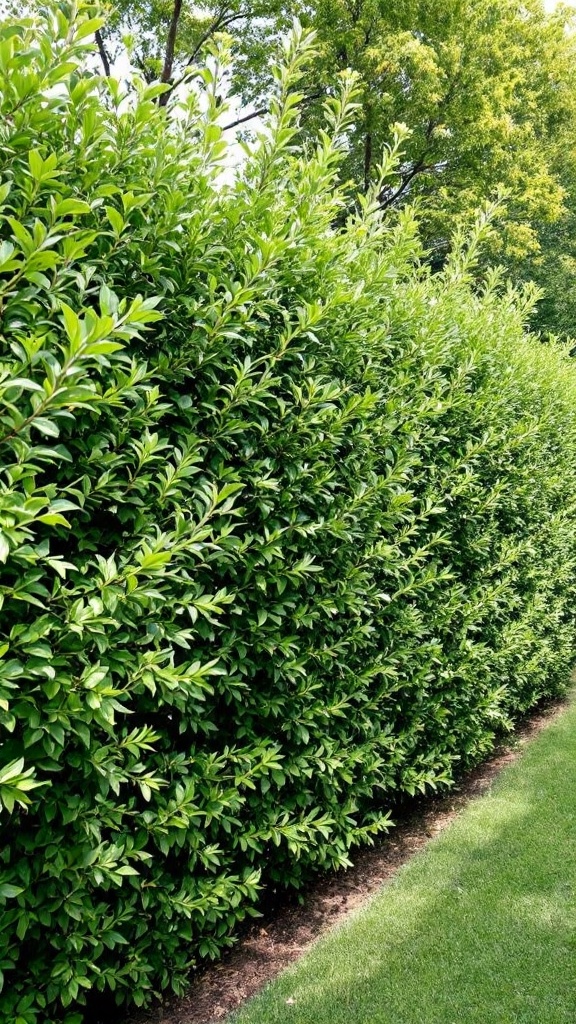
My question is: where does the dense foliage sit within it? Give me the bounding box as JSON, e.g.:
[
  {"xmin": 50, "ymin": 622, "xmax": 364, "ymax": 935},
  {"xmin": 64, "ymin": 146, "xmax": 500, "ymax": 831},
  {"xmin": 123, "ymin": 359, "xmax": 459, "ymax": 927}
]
[{"xmin": 1, "ymin": 7, "xmax": 576, "ymax": 1023}]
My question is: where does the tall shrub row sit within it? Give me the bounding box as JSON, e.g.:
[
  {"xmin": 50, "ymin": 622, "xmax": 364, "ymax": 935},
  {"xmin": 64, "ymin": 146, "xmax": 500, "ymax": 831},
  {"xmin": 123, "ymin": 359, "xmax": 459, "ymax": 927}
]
[{"xmin": 1, "ymin": 7, "xmax": 576, "ymax": 1022}]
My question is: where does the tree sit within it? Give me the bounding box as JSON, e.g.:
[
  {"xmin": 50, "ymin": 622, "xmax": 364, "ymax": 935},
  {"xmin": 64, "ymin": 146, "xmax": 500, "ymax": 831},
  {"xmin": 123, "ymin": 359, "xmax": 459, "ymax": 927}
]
[
  {"xmin": 299, "ymin": 1, "xmax": 576, "ymax": 261},
  {"xmin": 102, "ymin": 0, "xmax": 291, "ymax": 99}
]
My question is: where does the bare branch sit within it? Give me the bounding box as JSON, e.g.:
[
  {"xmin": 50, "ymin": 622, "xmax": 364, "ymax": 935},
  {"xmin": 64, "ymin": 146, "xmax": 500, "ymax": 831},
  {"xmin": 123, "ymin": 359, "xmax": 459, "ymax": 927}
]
[
  {"xmin": 221, "ymin": 90, "xmax": 325, "ymax": 131},
  {"xmin": 222, "ymin": 105, "xmax": 269, "ymax": 130}
]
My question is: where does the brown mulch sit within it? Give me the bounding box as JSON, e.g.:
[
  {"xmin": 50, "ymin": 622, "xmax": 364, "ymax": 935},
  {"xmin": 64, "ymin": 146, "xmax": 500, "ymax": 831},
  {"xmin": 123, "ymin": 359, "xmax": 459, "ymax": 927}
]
[{"xmin": 121, "ymin": 696, "xmax": 569, "ymax": 1024}]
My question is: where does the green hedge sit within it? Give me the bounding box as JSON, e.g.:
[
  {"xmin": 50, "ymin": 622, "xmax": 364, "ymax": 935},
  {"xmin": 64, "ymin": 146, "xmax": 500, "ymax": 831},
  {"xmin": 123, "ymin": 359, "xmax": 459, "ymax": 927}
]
[{"xmin": 1, "ymin": 8, "xmax": 576, "ymax": 1023}]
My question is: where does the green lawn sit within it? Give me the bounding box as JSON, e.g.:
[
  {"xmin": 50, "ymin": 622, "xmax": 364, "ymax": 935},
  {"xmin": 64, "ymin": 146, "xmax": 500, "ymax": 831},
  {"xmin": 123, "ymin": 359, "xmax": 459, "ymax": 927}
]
[{"xmin": 232, "ymin": 700, "xmax": 576, "ymax": 1024}]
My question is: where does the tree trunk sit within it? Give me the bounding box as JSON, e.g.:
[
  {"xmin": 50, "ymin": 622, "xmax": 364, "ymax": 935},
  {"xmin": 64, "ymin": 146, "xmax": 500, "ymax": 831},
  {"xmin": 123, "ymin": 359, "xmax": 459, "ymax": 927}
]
[
  {"xmin": 363, "ymin": 130, "xmax": 373, "ymax": 192},
  {"xmin": 159, "ymin": 0, "xmax": 183, "ymax": 106}
]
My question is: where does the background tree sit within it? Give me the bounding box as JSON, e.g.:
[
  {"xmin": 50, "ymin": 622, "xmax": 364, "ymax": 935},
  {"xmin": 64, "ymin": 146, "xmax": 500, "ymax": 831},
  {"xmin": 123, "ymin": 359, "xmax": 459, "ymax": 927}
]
[
  {"xmin": 299, "ymin": 1, "xmax": 576, "ymax": 261},
  {"xmin": 101, "ymin": 0, "xmax": 576, "ymax": 332},
  {"xmin": 103, "ymin": 0, "xmax": 290, "ymax": 96}
]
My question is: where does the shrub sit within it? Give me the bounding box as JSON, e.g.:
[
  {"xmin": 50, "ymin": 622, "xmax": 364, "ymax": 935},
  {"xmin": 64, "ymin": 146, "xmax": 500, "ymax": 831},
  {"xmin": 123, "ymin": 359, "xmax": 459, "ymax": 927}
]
[{"xmin": 1, "ymin": 6, "xmax": 576, "ymax": 1022}]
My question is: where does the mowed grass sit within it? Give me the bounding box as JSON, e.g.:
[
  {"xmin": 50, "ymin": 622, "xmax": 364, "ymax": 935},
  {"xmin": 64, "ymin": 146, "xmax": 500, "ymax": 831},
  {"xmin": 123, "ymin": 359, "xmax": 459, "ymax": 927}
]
[{"xmin": 232, "ymin": 699, "xmax": 576, "ymax": 1024}]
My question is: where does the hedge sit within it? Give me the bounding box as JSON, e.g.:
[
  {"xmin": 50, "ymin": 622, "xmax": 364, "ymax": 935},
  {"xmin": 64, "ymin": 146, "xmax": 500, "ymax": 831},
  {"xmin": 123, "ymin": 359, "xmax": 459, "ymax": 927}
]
[{"xmin": 1, "ymin": 6, "xmax": 576, "ymax": 1023}]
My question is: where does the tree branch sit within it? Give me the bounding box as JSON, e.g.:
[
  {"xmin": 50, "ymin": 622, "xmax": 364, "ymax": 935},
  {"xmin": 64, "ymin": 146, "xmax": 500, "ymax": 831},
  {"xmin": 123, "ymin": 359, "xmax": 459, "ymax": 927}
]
[
  {"xmin": 377, "ymin": 156, "xmax": 433, "ymax": 209},
  {"xmin": 375, "ymin": 106, "xmax": 453, "ymax": 208},
  {"xmin": 221, "ymin": 89, "xmax": 325, "ymax": 131},
  {"xmin": 95, "ymin": 29, "xmax": 111, "ymax": 77},
  {"xmin": 161, "ymin": 6, "xmax": 245, "ymax": 101},
  {"xmin": 187, "ymin": 6, "xmax": 240, "ymax": 66},
  {"xmin": 222, "ymin": 105, "xmax": 269, "ymax": 130}
]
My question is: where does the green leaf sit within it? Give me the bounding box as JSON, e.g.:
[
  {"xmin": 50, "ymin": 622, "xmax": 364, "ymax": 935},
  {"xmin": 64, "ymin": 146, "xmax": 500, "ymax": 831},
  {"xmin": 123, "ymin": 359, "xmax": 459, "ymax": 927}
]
[
  {"xmin": 74, "ymin": 16, "xmax": 106, "ymax": 40},
  {"xmin": 0, "ymin": 534, "xmax": 9, "ymax": 564},
  {"xmin": 60, "ymin": 301, "xmax": 81, "ymax": 345},
  {"xmin": 54, "ymin": 198, "xmax": 92, "ymax": 218},
  {"xmin": 105, "ymin": 206, "xmax": 125, "ymax": 236},
  {"xmin": 37, "ymin": 512, "xmax": 71, "ymax": 527},
  {"xmin": 32, "ymin": 417, "xmax": 60, "ymax": 438},
  {"xmin": 0, "ymin": 758, "xmax": 24, "ymax": 783},
  {"xmin": 0, "ymin": 883, "xmax": 23, "ymax": 899},
  {"xmin": 28, "ymin": 149, "xmax": 44, "ymax": 181}
]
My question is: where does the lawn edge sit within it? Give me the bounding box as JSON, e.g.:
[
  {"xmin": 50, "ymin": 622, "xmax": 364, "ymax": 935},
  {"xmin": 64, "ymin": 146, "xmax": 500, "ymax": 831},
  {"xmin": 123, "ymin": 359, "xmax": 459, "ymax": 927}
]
[{"xmin": 123, "ymin": 692, "xmax": 573, "ymax": 1024}]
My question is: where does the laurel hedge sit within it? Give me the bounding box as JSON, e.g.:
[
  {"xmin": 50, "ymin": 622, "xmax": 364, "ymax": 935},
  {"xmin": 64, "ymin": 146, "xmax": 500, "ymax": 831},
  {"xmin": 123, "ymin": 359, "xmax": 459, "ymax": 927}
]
[{"xmin": 1, "ymin": 7, "xmax": 576, "ymax": 1023}]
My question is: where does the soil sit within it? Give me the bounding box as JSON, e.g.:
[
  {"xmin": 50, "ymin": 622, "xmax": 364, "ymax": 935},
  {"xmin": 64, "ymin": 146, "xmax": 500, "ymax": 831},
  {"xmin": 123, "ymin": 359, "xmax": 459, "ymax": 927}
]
[{"xmin": 121, "ymin": 697, "xmax": 569, "ymax": 1024}]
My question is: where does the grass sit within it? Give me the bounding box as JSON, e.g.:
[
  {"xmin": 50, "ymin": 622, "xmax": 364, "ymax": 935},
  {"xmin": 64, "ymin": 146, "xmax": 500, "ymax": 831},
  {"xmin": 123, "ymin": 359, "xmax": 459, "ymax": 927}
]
[{"xmin": 232, "ymin": 699, "xmax": 576, "ymax": 1024}]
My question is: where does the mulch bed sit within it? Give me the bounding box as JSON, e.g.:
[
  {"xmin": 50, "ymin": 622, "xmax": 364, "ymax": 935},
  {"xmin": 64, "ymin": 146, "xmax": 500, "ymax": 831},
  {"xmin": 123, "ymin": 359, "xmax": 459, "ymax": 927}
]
[{"xmin": 114, "ymin": 696, "xmax": 568, "ymax": 1024}]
